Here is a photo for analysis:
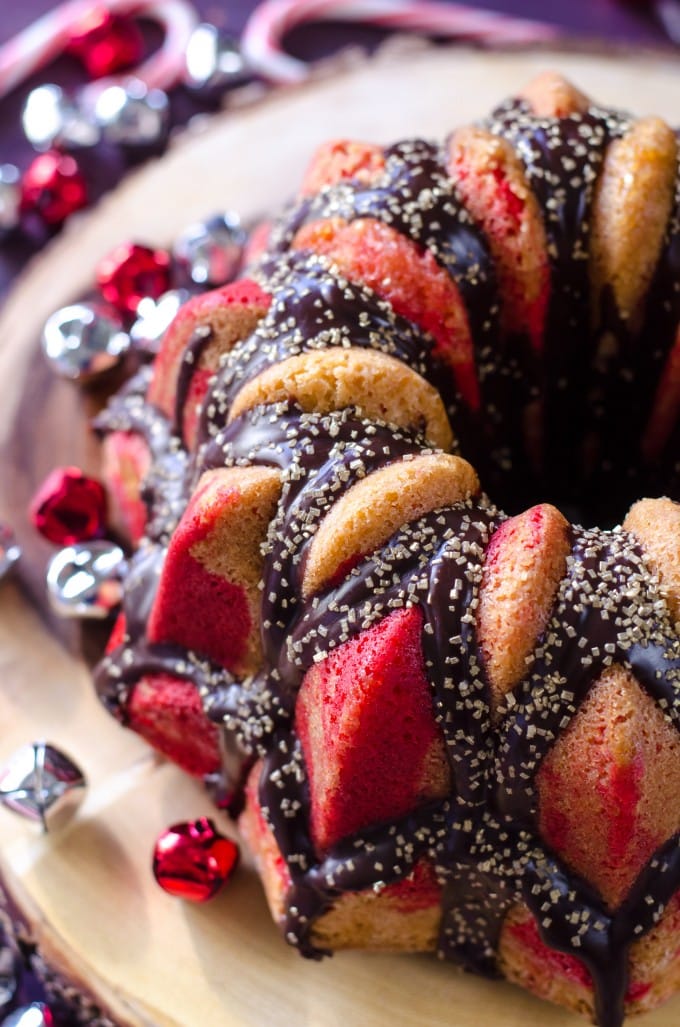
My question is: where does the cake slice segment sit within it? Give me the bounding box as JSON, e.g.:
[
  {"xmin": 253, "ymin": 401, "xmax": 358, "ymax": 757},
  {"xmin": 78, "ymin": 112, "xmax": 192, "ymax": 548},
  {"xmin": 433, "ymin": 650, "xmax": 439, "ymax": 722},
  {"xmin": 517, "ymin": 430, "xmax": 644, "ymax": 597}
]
[
  {"xmin": 292, "ymin": 217, "xmax": 480, "ymax": 411},
  {"xmin": 296, "ymin": 605, "xmax": 450, "ymax": 853},
  {"xmin": 299, "ymin": 139, "xmax": 386, "ymax": 196},
  {"xmin": 623, "ymin": 497, "xmax": 680, "ymax": 625},
  {"xmin": 148, "ymin": 465, "xmax": 282, "ymax": 676},
  {"xmin": 228, "ymin": 347, "xmax": 453, "ymax": 451},
  {"xmin": 147, "ymin": 279, "xmax": 271, "ymax": 446},
  {"xmin": 238, "ymin": 760, "xmax": 442, "ymax": 952},
  {"xmin": 537, "ymin": 664, "xmax": 680, "ymax": 911},
  {"xmin": 447, "ymin": 126, "xmax": 549, "ymax": 355},
  {"xmin": 477, "ymin": 503, "xmax": 570, "ymax": 711}
]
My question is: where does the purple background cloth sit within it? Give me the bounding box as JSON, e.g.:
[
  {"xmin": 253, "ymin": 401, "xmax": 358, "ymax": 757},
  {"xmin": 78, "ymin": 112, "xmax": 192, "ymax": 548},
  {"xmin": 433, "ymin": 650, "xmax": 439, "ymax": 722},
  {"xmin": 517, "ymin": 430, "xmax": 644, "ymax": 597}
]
[{"xmin": 0, "ymin": 0, "xmax": 673, "ymax": 298}]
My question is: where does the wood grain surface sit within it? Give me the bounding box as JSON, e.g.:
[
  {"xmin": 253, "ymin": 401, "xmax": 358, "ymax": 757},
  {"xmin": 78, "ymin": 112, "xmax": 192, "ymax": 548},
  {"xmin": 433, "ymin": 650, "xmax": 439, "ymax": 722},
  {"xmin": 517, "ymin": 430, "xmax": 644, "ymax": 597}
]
[{"xmin": 0, "ymin": 44, "xmax": 679, "ymax": 1027}]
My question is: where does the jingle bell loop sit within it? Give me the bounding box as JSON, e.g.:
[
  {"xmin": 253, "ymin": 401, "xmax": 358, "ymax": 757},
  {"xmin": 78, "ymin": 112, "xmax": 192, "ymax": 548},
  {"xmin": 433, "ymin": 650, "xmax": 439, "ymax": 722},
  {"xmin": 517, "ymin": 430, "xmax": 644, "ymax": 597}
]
[
  {"xmin": 173, "ymin": 213, "xmax": 246, "ymax": 287},
  {"xmin": 46, "ymin": 541, "xmax": 126, "ymax": 619},
  {"xmin": 184, "ymin": 24, "xmax": 250, "ymax": 94},
  {"xmin": 41, "ymin": 303, "xmax": 130, "ymax": 381},
  {"xmin": 1, "ymin": 1003, "xmax": 54, "ymax": 1027},
  {"xmin": 0, "ymin": 742, "xmax": 86, "ymax": 832},
  {"xmin": 130, "ymin": 289, "xmax": 192, "ymax": 356},
  {"xmin": 20, "ymin": 152, "xmax": 88, "ymax": 227},
  {"xmin": 96, "ymin": 242, "xmax": 171, "ymax": 315},
  {"xmin": 0, "ymin": 525, "xmax": 21, "ymax": 582},
  {"xmin": 0, "ymin": 936, "xmax": 20, "ymax": 1012},
  {"xmin": 153, "ymin": 817, "xmax": 240, "ymax": 902},
  {"xmin": 0, "ymin": 166, "xmax": 21, "ymax": 233},
  {"xmin": 93, "ymin": 79, "xmax": 169, "ymax": 148},
  {"xmin": 22, "ymin": 84, "xmax": 100, "ymax": 152}
]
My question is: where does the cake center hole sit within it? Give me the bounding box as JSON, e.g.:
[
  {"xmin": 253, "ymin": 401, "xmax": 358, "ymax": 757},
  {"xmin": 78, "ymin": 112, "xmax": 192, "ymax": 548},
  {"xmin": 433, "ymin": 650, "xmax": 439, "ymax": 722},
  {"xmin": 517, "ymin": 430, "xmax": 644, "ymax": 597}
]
[{"xmin": 480, "ymin": 464, "xmax": 644, "ymax": 531}]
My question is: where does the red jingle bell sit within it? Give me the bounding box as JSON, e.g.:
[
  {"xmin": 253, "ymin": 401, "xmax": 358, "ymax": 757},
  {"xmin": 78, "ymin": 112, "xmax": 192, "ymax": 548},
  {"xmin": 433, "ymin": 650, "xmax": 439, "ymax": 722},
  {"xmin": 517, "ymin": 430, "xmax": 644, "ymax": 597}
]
[
  {"xmin": 66, "ymin": 9, "xmax": 145, "ymax": 79},
  {"xmin": 153, "ymin": 817, "xmax": 240, "ymax": 902},
  {"xmin": 30, "ymin": 467, "xmax": 108, "ymax": 546},
  {"xmin": 97, "ymin": 242, "xmax": 172, "ymax": 316},
  {"xmin": 20, "ymin": 152, "xmax": 88, "ymax": 227}
]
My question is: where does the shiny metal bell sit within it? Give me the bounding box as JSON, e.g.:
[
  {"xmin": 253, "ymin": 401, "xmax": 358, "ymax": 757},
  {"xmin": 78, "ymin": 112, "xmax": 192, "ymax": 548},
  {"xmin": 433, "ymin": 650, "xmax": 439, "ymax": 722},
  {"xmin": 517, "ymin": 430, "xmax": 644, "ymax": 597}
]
[
  {"xmin": 94, "ymin": 79, "xmax": 169, "ymax": 147},
  {"xmin": 0, "ymin": 742, "xmax": 86, "ymax": 832},
  {"xmin": 130, "ymin": 289, "xmax": 192, "ymax": 356},
  {"xmin": 46, "ymin": 540, "xmax": 126, "ymax": 619},
  {"xmin": 0, "ymin": 165, "xmax": 21, "ymax": 232},
  {"xmin": 184, "ymin": 23, "xmax": 250, "ymax": 93},
  {"xmin": 0, "ymin": 524, "xmax": 21, "ymax": 581},
  {"xmin": 22, "ymin": 84, "xmax": 100, "ymax": 151},
  {"xmin": 41, "ymin": 302, "xmax": 130, "ymax": 381},
  {"xmin": 173, "ymin": 213, "xmax": 246, "ymax": 287},
  {"xmin": 1, "ymin": 1004, "xmax": 53, "ymax": 1027},
  {"xmin": 0, "ymin": 938, "xmax": 20, "ymax": 1011}
]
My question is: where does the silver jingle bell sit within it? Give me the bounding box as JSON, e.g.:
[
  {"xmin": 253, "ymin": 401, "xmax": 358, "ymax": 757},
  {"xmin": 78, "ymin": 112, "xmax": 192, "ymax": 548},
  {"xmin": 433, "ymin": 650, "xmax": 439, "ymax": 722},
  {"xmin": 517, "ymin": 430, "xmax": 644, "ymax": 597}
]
[
  {"xmin": 93, "ymin": 79, "xmax": 169, "ymax": 147},
  {"xmin": 41, "ymin": 302, "xmax": 130, "ymax": 381},
  {"xmin": 1, "ymin": 1005, "xmax": 53, "ymax": 1027},
  {"xmin": 21, "ymin": 84, "xmax": 100, "ymax": 152},
  {"xmin": 0, "ymin": 165, "xmax": 21, "ymax": 233},
  {"xmin": 0, "ymin": 742, "xmax": 86, "ymax": 832},
  {"xmin": 173, "ymin": 213, "xmax": 246, "ymax": 287},
  {"xmin": 0, "ymin": 940, "xmax": 19, "ymax": 1009},
  {"xmin": 184, "ymin": 23, "xmax": 250, "ymax": 93},
  {"xmin": 0, "ymin": 524, "xmax": 21, "ymax": 582},
  {"xmin": 130, "ymin": 289, "xmax": 192, "ymax": 356},
  {"xmin": 46, "ymin": 541, "xmax": 126, "ymax": 620}
]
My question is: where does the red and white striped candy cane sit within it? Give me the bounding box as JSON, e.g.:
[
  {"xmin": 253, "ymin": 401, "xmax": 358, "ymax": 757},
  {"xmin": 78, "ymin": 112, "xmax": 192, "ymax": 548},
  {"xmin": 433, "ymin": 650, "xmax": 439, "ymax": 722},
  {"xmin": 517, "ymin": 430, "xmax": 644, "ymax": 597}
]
[
  {"xmin": 242, "ymin": 0, "xmax": 559, "ymax": 84},
  {"xmin": 0, "ymin": 0, "xmax": 198, "ymax": 101}
]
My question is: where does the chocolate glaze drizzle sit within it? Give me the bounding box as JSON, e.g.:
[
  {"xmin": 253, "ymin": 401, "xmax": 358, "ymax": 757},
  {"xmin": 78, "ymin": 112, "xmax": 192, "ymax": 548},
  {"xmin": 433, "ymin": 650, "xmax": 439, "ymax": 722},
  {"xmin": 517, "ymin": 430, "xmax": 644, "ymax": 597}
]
[
  {"xmin": 202, "ymin": 251, "xmax": 442, "ymax": 435},
  {"xmin": 174, "ymin": 324, "xmax": 214, "ymax": 443},
  {"xmin": 94, "ymin": 367, "xmax": 189, "ymax": 546},
  {"xmin": 93, "ymin": 91, "xmax": 680, "ymax": 1027},
  {"xmin": 262, "ymin": 141, "xmax": 524, "ymax": 494}
]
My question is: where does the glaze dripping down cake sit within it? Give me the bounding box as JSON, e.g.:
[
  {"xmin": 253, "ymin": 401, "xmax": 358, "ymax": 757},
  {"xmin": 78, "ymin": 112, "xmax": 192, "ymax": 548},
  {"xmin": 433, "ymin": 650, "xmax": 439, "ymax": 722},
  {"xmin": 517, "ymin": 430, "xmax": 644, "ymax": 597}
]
[{"xmin": 90, "ymin": 73, "xmax": 680, "ymax": 1027}]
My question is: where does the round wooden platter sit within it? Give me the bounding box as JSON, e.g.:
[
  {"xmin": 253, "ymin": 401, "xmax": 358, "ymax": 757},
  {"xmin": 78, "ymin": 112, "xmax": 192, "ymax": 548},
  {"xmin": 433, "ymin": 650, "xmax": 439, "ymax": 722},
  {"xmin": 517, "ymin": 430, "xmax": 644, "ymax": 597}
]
[{"xmin": 1, "ymin": 43, "xmax": 680, "ymax": 1027}]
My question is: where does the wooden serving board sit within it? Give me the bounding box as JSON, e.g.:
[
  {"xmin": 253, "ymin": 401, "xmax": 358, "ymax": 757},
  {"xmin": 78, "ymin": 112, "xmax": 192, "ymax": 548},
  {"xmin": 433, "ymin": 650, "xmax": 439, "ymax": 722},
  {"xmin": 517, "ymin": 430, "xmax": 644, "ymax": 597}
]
[{"xmin": 1, "ymin": 44, "xmax": 679, "ymax": 1027}]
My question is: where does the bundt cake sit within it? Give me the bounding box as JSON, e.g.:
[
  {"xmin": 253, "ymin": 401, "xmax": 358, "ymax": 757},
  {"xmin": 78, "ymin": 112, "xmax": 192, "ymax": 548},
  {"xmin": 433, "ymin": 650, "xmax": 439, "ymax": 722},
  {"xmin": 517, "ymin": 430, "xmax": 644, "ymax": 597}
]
[{"xmin": 87, "ymin": 72, "xmax": 680, "ymax": 1027}]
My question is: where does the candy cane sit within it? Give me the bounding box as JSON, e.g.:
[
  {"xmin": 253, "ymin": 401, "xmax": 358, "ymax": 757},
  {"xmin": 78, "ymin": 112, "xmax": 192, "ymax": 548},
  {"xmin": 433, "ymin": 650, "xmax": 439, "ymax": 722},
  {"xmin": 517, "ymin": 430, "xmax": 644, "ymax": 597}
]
[
  {"xmin": 0, "ymin": 0, "xmax": 198, "ymax": 101},
  {"xmin": 242, "ymin": 0, "xmax": 560, "ymax": 84},
  {"xmin": 655, "ymin": 0, "xmax": 680, "ymax": 44}
]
